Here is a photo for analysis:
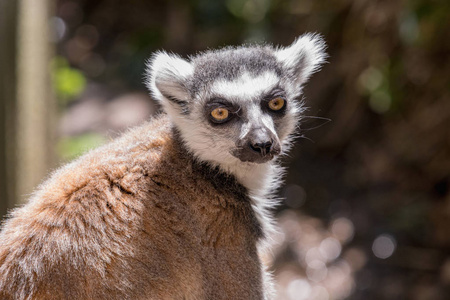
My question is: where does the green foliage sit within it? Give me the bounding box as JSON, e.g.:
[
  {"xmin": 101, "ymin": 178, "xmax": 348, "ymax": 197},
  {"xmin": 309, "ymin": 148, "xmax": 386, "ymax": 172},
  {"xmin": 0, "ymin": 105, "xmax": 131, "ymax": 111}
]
[
  {"xmin": 57, "ymin": 133, "xmax": 105, "ymax": 161},
  {"xmin": 51, "ymin": 56, "xmax": 86, "ymax": 106},
  {"xmin": 358, "ymin": 65, "xmax": 393, "ymax": 114},
  {"xmin": 226, "ymin": 0, "xmax": 271, "ymax": 23}
]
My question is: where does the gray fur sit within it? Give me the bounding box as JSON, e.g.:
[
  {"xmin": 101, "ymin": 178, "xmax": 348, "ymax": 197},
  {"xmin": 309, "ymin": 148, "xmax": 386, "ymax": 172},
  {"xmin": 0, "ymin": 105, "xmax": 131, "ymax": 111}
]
[{"xmin": 188, "ymin": 46, "xmax": 283, "ymax": 96}]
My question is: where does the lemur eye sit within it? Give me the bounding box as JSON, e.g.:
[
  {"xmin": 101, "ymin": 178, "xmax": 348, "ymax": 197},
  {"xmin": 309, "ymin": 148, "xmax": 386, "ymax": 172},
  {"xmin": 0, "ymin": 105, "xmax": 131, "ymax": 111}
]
[
  {"xmin": 210, "ymin": 107, "xmax": 229, "ymax": 122},
  {"xmin": 268, "ymin": 97, "xmax": 285, "ymax": 111}
]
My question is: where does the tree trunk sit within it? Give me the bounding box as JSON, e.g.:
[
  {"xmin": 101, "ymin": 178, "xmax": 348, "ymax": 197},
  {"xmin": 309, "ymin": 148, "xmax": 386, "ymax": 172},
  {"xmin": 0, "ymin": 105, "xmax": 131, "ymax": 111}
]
[
  {"xmin": 0, "ymin": 0, "xmax": 55, "ymax": 220},
  {"xmin": 0, "ymin": 0, "xmax": 18, "ymax": 219}
]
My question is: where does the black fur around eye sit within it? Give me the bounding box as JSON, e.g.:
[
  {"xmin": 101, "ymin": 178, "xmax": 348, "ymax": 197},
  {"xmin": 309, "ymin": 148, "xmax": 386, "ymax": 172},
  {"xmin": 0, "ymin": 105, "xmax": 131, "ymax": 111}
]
[{"xmin": 205, "ymin": 100, "xmax": 238, "ymax": 124}]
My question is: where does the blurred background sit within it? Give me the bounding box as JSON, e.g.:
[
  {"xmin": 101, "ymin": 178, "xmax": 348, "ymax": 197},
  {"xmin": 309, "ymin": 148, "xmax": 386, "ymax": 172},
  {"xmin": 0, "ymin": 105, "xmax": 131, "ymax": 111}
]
[{"xmin": 0, "ymin": 0, "xmax": 449, "ymax": 299}]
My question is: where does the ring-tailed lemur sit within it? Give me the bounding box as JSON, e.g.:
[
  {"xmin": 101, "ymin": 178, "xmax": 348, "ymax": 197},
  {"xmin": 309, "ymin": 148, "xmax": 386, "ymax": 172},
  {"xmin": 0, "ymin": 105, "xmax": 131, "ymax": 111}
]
[{"xmin": 0, "ymin": 34, "xmax": 326, "ymax": 300}]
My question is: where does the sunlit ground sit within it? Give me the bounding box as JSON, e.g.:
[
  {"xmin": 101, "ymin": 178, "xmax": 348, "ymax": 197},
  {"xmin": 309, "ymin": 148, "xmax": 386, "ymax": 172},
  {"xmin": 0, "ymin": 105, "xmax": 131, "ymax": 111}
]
[{"xmin": 261, "ymin": 185, "xmax": 399, "ymax": 300}]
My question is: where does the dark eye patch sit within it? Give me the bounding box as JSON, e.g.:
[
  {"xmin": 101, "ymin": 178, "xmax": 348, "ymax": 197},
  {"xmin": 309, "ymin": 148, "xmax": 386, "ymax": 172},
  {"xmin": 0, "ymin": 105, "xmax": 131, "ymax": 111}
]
[{"xmin": 205, "ymin": 98, "xmax": 240, "ymax": 125}]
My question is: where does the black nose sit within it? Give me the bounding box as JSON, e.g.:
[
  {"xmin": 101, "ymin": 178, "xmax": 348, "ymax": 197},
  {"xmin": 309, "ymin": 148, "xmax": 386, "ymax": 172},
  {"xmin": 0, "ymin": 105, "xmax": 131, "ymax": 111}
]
[{"xmin": 250, "ymin": 141, "xmax": 273, "ymax": 156}]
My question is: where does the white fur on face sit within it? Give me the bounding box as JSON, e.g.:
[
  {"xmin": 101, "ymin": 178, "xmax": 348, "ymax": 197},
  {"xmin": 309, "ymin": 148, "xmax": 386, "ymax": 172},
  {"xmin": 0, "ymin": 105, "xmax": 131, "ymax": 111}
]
[
  {"xmin": 210, "ymin": 71, "xmax": 280, "ymax": 100},
  {"xmin": 176, "ymin": 71, "xmax": 282, "ymax": 170},
  {"xmin": 169, "ymin": 70, "xmax": 297, "ymax": 190}
]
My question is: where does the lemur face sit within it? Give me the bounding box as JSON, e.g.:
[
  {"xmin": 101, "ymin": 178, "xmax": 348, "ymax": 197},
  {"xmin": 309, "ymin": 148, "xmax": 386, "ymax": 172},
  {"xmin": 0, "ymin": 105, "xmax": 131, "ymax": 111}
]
[
  {"xmin": 146, "ymin": 34, "xmax": 326, "ymax": 167},
  {"xmin": 192, "ymin": 70, "xmax": 292, "ymax": 164}
]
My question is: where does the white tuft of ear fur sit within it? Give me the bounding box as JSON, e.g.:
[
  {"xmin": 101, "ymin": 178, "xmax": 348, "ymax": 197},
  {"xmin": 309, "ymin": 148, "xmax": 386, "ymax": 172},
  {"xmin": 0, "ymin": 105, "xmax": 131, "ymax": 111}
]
[
  {"xmin": 145, "ymin": 51, "xmax": 194, "ymax": 110},
  {"xmin": 275, "ymin": 33, "xmax": 327, "ymax": 85}
]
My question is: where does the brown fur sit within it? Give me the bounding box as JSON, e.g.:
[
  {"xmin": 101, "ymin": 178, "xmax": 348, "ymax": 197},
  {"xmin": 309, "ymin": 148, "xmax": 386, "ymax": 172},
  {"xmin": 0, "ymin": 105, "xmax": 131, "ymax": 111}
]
[{"xmin": 0, "ymin": 114, "xmax": 264, "ymax": 299}]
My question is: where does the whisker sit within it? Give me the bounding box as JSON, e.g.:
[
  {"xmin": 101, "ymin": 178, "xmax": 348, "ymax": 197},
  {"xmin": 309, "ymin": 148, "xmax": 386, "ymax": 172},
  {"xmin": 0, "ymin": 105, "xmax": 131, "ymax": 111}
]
[
  {"xmin": 297, "ymin": 135, "xmax": 316, "ymax": 143},
  {"xmin": 300, "ymin": 115, "xmax": 331, "ymax": 131}
]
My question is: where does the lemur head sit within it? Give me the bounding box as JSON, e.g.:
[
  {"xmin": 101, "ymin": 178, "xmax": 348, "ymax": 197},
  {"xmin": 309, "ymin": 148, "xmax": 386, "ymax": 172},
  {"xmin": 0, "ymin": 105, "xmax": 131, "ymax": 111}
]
[{"xmin": 146, "ymin": 34, "xmax": 326, "ymax": 168}]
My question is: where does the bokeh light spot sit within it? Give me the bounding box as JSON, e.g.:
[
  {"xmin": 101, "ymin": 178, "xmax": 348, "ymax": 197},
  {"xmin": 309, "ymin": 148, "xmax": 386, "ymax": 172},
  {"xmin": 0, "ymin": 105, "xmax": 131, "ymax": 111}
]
[
  {"xmin": 319, "ymin": 237, "xmax": 342, "ymax": 261},
  {"xmin": 306, "ymin": 260, "xmax": 328, "ymax": 282},
  {"xmin": 359, "ymin": 67, "xmax": 382, "ymax": 93},
  {"xmin": 331, "ymin": 217, "xmax": 354, "ymax": 243},
  {"xmin": 50, "ymin": 17, "xmax": 66, "ymax": 42},
  {"xmin": 372, "ymin": 234, "xmax": 397, "ymax": 259},
  {"xmin": 284, "ymin": 184, "xmax": 306, "ymax": 209},
  {"xmin": 287, "ymin": 278, "xmax": 312, "ymax": 300},
  {"xmin": 310, "ymin": 285, "xmax": 329, "ymax": 300}
]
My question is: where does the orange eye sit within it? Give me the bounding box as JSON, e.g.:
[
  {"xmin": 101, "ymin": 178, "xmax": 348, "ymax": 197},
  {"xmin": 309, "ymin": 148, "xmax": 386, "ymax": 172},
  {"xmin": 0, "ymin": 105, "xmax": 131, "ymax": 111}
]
[
  {"xmin": 211, "ymin": 107, "xmax": 229, "ymax": 121},
  {"xmin": 268, "ymin": 97, "xmax": 285, "ymax": 111}
]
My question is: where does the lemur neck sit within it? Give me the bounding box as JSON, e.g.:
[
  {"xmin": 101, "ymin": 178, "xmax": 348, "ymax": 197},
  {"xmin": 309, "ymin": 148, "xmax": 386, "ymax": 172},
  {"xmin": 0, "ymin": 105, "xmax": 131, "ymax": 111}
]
[{"xmin": 221, "ymin": 162, "xmax": 276, "ymax": 196}]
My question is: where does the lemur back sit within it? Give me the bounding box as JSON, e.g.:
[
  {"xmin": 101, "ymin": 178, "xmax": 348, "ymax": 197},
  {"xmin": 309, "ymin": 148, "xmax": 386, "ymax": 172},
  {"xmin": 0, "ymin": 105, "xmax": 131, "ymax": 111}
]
[{"xmin": 0, "ymin": 34, "xmax": 326, "ymax": 299}]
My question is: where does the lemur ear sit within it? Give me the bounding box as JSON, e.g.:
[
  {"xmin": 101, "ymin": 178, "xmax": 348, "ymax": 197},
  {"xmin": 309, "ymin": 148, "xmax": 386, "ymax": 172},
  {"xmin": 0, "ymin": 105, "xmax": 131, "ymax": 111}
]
[
  {"xmin": 275, "ymin": 34, "xmax": 327, "ymax": 85},
  {"xmin": 145, "ymin": 51, "xmax": 193, "ymax": 114}
]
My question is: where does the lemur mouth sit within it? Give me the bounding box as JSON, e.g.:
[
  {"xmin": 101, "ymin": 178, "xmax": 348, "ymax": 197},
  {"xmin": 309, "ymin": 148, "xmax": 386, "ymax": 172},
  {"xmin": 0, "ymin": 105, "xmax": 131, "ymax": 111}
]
[
  {"xmin": 238, "ymin": 155, "xmax": 275, "ymax": 164},
  {"xmin": 231, "ymin": 144, "xmax": 281, "ymax": 164}
]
